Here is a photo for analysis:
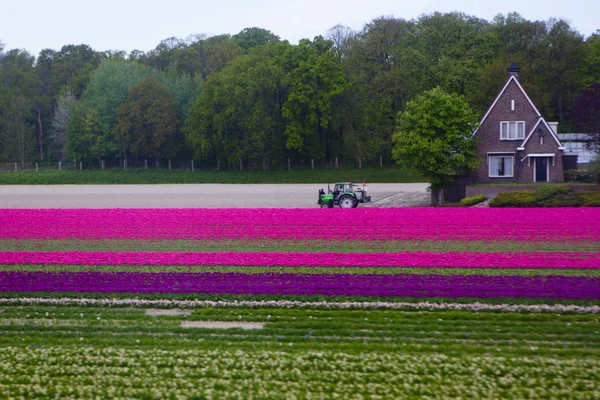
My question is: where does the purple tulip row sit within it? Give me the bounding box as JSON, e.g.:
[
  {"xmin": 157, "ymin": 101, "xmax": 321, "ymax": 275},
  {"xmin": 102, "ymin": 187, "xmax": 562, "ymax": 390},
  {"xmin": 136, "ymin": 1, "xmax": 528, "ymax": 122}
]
[
  {"xmin": 1, "ymin": 250, "xmax": 598, "ymax": 269},
  {"xmin": 1, "ymin": 271, "xmax": 598, "ymax": 299},
  {"xmin": 2, "ymin": 208, "xmax": 598, "ymax": 242}
]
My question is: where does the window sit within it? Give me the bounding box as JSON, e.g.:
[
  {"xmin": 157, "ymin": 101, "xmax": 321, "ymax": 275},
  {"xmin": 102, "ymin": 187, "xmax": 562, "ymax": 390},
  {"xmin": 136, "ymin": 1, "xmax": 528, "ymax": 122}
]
[
  {"xmin": 489, "ymin": 156, "xmax": 514, "ymax": 178},
  {"xmin": 501, "ymin": 121, "xmax": 525, "ymax": 140}
]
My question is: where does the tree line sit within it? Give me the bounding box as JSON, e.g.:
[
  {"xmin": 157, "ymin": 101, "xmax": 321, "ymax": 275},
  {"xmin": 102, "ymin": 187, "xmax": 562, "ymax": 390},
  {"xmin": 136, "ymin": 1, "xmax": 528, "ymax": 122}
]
[{"xmin": 0, "ymin": 12, "xmax": 598, "ymax": 169}]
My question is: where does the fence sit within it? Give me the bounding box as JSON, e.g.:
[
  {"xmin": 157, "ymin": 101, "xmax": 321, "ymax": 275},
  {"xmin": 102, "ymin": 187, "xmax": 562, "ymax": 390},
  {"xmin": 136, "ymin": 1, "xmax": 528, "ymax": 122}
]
[{"xmin": 1, "ymin": 156, "xmax": 396, "ymax": 173}]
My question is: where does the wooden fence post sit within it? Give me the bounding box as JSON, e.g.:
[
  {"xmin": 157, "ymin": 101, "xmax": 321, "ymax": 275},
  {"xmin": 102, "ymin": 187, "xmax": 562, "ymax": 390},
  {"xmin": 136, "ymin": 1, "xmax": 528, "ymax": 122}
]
[
  {"xmin": 79, "ymin": 161, "xmax": 82, "ymax": 171},
  {"xmin": 359, "ymin": 157, "xmax": 362, "ymax": 169},
  {"xmin": 168, "ymin": 160, "xmax": 172, "ymax": 171},
  {"xmin": 144, "ymin": 159, "xmax": 148, "ymax": 170},
  {"xmin": 380, "ymin": 156, "xmax": 383, "ymax": 168},
  {"xmin": 101, "ymin": 160, "xmax": 105, "ymax": 170},
  {"xmin": 123, "ymin": 159, "xmax": 127, "ymax": 170},
  {"xmin": 14, "ymin": 163, "xmax": 17, "ymax": 172},
  {"xmin": 335, "ymin": 157, "xmax": 339, "ymax": 169},
  {"xmin": 217, "ymin": 160, "xmax": 220, "ymax": 171},
  {"xmin": 58, "ymin": 161, "xmax": 61, "ymax": 171},
  {"xmin": 35, "ymin": 163, "xmax": 38, "ymax": 172},
  {"xmin": 311, "ymin": 159, "xmax": 314, "ymax": 170},
  {"xmin": 288, "ymin": 159, "xmax": 291, "ymax": 171},
  {"xmin": 191, "ymin": 160, "xmax": 194, "ymax": 172},
  {"xmin": 239, "ymin": 159, "xmax": 243, "ymax": 171}
]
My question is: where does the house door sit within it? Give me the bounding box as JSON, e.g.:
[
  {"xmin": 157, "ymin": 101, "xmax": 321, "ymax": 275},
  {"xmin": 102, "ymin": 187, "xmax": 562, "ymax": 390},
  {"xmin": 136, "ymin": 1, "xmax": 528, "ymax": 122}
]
[{"xmin": 535, "ymin": 157, "xmax": 548, "ymax": 182}]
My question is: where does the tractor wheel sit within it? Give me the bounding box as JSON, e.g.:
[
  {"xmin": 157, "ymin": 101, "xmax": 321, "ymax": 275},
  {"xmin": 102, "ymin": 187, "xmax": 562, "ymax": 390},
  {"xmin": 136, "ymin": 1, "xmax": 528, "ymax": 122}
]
[
  {"xmin": 320, "ymin": 203, "xmax": 329, "ymax": 208},
  {"xmin": 339, "ymin": 195, "xmax": 356, "ymax": 209}
]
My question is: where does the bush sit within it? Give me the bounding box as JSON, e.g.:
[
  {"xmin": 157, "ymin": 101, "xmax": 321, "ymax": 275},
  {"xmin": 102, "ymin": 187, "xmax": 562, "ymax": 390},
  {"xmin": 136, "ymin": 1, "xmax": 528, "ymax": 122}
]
[
  {"xmin": 489, "ymin": 191, "xmax": 536, "ymax": 207},
  {"xmin": 490, "ymin": 187, "xmax": 600, "ymax": 207},
  {"xmin": 532, "ymin": 185, "xmax": 570, "ymax": 202},
  {"xmin": 460, "ymin": 194, "xmax": 486, "ymax": 206},
  {"xmin": 564, "ymin": 169, "xmax": 593, "ymax": 183},
  {"xmin": 578, "ymin": 191, "xmax": 600, "ymax": 206},
  {"xmin": 538, "ymin": 192, "xmax": 584, "ymax": 207}
]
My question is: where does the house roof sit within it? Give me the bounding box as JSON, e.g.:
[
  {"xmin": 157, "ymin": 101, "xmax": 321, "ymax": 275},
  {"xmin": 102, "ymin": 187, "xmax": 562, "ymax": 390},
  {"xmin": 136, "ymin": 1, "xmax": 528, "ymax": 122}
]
[
  {"xmin": 517, "ymin": 118, "xmax": 565, "ymax": 150},
  {"xmin": 473, "ymin": 75, "xmax": 541, "ymax": 136}
]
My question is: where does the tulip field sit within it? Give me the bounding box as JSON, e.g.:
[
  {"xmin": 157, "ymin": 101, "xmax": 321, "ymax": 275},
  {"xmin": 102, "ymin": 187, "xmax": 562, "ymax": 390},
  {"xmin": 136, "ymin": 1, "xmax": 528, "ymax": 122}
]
[{"xmin": 1, "ymin": 208, "xmax": 599, "ymax": 398}]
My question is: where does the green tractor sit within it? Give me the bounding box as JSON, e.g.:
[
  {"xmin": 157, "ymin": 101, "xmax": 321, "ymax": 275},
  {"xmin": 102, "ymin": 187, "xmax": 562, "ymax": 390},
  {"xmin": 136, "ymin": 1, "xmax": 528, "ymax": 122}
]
[{"xmin": 317, "ymin": 182, "xmax": 372, "ymax": 208}]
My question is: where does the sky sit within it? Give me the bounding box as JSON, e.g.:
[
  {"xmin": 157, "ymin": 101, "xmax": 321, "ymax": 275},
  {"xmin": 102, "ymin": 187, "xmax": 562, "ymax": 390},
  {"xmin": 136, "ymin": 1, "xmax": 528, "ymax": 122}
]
[{"xmin": 2, "ymin": 0, "xmax": 598, "ymax": 57}]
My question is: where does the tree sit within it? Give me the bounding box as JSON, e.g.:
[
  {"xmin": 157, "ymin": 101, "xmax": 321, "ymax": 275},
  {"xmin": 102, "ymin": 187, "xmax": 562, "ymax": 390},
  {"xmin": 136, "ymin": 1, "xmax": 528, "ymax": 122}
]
[
  {"xmin": 341, "ymin": 17, "xmax": 413, "ymax": 162},
  {"xmin": 567, "ymin": 83, "xmax": 600, "ymax": 151},
  {"xmin": 49, "ymin": 87, "xmax": 76, "ymax": 161},
  {"xmin": 2, "ymin": 95, "xmax": 36, "ymax": 167},
  {"xmin": 392, "ymin": 87, "xmax": 480, "ymax": 204},
  {"xmin": 281, "ymin": 36, "xmax": 349, "ymax": 159},
  {"xmin": 185, "ymin": 41, "xmax": 289, "ymax": 167},
  {"xmin": 583, "ymin": 31, "xmax": 600, "ymax": 86},
  {"xmin": 232, "ymin": 27, "xmax": 279, "ymax": 54},
  {"xmin": 326, "ymin": 24, "xmax": 354, "ymax": 60},
  {"xmin": 113, "ymin": 76, "xmax": 181, "ymax": 161}
]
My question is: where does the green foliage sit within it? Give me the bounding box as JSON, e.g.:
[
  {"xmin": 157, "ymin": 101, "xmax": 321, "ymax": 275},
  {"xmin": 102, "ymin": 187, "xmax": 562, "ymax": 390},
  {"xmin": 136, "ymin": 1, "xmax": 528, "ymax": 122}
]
[
  {"xmin": 460, "ymin": 194, "xmax": 486, "ymax": 206},
  {"xmin": 0, "ymin": 166, "xmax": 422, "ymax": 185},
  {"xmin": 232, "ymin": 27, "xmax": 280, "ymax": 54},
  {"xmin": 392, "ymin": 87, "xmax": 480, "ymax": 189},
  {"xmin": 83, "ymin": 60, "xmax": 151, "ymax": 139},
  {"xmin": 114, "ymin": 76, "xmax": 181, "ymax": 160},
  {"xmin": 538, "ymin": 191, "xmax": 584, "ymax": 207},
  {"xmin": 1, "ymin": 15, "xmax": 598, "ymax": 166},
  {"xmin": 489, "ymin": 191, "xmax": 537, "ymax": 207},
  {"xmin": 532, "ymin": 185, "xmax": 570, "ymax": 201},
  {"xmin": 564, "ymin": 169, "xmax": 594, "ymax": 183},
  {"xmin": 578, "ymin": 191, "xmax": 600, "ymax": 206},
  {"xmin": 281, "ymin": 37, "xmax": 349, "ymax": 156},
  {"xmin": 490, "ymin": 187, "xmax": 600, "ymax": 207}
]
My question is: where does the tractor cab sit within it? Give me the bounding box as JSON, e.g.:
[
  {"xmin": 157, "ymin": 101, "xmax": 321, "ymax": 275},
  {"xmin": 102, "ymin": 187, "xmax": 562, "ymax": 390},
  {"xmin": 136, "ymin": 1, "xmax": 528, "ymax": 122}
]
[{"xmin": 317, "ymin": 181, "xmax": 371, "ymax": 208}]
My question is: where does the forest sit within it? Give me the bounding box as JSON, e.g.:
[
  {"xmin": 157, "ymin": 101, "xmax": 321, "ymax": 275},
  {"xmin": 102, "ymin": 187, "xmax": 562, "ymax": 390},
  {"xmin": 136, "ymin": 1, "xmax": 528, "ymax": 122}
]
[{"xmin": 0, "ymin": 12, "xmax": 598, "ymax": 170}]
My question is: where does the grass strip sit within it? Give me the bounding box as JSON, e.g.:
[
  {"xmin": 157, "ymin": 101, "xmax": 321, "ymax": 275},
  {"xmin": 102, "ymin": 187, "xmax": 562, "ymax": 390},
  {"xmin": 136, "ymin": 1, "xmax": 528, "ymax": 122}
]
[
  {"xmin": 0, "ymin": 167, "xmax": 424, "ymax": 184},
  {"xmin": 2, "ymin": 264, "xmax": 600, "ymax": 277},
  {"xmin": 2, "ymin": 238, "xmax": 598, "ymax": 253}
]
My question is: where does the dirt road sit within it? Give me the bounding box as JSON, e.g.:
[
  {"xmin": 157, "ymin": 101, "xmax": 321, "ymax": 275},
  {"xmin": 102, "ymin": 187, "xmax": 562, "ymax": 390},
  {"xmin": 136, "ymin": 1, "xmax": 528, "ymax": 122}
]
[{"xmin": 0, "ymin": 183, "xmax": 430, "ymax": 208}]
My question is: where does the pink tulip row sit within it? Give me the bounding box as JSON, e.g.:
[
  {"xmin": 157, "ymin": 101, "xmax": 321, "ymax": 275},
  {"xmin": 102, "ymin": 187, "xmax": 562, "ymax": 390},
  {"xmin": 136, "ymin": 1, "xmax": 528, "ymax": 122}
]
[
  {"xmin": 1, "ymin": 208, "xmax": 599, "ymax": 242},
  {"xmin": 1, "ymin": 250, "xmax": 598, "ymax": 269}
]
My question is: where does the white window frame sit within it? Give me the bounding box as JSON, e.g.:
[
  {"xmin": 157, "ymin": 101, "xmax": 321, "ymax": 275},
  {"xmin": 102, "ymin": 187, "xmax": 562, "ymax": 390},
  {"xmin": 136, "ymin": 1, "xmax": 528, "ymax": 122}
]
[
  {"xmin": 500, "ymin": 121, "xmax": 525, "ymax": 140},
  {"xmin": 488, "ymin": 156, "xmax": 514, "ymax": 178}
]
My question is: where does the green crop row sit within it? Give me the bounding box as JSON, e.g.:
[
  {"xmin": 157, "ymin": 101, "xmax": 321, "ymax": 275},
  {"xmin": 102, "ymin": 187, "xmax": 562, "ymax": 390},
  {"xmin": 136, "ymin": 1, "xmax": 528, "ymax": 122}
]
[
  {"xmin": 1, "ymin": 347, "xmax": 597, "ymax": 399},
  {"xmin": 2, "ymin": 264, "xmax": 599, "ymax": 277},
  {"xmin": 0, "ymin": 305, "xmax": 598, "ymax": 399},
  {"xmin": 2, "ymin": 239, "xmax": 598, "ymax": 252}
]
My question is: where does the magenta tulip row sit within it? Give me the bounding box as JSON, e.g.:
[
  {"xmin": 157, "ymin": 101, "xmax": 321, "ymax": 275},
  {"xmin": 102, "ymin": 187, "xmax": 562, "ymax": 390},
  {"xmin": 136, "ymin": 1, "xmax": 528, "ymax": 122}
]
[
  {"xmin": 1, "ymin": 208, "xmax": 598, "ymax": 242},
  {"xmin": 1, "ymin": 250, "xmax": 598, "ymax": 269},
  {"xmin": 1, "ymin": 271, "xmax": 598, "ymax": 299}
]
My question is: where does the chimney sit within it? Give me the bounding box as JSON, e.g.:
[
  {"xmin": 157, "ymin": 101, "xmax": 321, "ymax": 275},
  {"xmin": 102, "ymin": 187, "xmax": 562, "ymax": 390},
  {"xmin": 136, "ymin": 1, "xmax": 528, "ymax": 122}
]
[
  {"xmin": 548, "ymin": 122, "xmax": 558, "ymax": 134},
  {"xmin": 507, "ymin": 63, "xmax": 520, "ymax": 80}
]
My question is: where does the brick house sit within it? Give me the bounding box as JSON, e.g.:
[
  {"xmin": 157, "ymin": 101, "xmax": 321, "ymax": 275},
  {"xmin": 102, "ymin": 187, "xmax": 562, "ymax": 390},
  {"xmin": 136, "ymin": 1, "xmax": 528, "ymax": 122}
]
[{"xmin": 473, "ymin": 64, "xmax": 566, "ymax": 183}]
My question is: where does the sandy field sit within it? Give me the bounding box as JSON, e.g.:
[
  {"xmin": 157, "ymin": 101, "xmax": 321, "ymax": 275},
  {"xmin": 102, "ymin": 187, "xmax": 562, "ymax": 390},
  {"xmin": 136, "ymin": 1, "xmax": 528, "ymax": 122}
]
[{"xmin": 0, "ymin": 183, "xmax": 430, "ymax": 208}]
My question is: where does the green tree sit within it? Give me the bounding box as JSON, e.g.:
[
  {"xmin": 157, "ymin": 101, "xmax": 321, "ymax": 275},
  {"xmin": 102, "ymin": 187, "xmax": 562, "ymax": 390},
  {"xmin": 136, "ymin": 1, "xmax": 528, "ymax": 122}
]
[
  {"xmin": 281, "ymin": 36, "xmax": 349, "ymax": 159},
  {"xmin": 185, "ymin": 41, "xmax": 288, "ymax": 167},
  {"xmin": 2, "ymin": 95, "xmax": 36, "ymax": 167},
  {"xmin": 82, "ymin": 60, "xmax": 150, "ymax": 153},
  {"xmin": 342, "ymin": 17, "xmax": 413, "ymax": 163},
  {"xmin": 392, "ymin": 87, "xmax": 480, "ymax": 204},
  {"xmin": 113, "ymin": 76, "xmax": 181, "ymax": 162},
  {"xmin": 66, "ymin": 102, "xmax": 109, "ymax": 162},
  {"xmin": 582, "ymin": 31, "xmax": 600, "ymax": 86},
  {"xmin": 0, "ymin": 49, "xmax": 38, "ymax": 163},
  {"xmin": 232, "ymin": 27, "xmax": 279, "ymax": 54}
]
